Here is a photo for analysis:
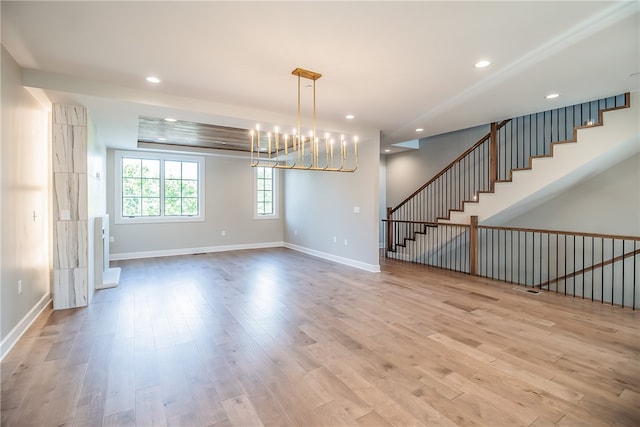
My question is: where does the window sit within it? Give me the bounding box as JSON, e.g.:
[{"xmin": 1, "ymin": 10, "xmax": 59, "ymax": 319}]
[
  {"xmin": 254, "ymin": 166, "xmax": 278, "ymax": 219},
  {"xmin": 115, "ymin": 151, "xmax": 205, "ymax": 224}
]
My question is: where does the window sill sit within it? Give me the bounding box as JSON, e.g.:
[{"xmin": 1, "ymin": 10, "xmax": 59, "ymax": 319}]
[{"xmin": 115, "ymin": 215, "xmax": 205, "ymax": 225}]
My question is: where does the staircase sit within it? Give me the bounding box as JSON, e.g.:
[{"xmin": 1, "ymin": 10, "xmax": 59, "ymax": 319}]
[
  {"xmin": 386, "ymin": 93, "xmax": 636, "ymax": 257},
  {"xmin": 444, "ymin": 92, "xmax": 639, "ymax": 226},
  {"xmin": 384, "ymin": 93, "xmax": 640, "ymax": 308}
]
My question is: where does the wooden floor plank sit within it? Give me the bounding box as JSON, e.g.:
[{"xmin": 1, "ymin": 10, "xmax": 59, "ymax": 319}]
[{"xmin": 1, "ymin": 248, "xmax": 638, "ymax": 426}]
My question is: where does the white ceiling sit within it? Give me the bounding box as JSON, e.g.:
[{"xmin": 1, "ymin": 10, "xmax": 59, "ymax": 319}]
[{"xmin": 2, "ymin": 1, "xmax": 639, "ymax": 153}]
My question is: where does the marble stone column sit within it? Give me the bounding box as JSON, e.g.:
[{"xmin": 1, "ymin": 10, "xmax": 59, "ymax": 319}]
[{"xmin": 52, "ymin": 104, "xmax": 88, "ymax": 309}]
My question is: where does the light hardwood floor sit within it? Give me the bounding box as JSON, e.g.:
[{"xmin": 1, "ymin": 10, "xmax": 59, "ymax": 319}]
[{"xmin": 1, "ymin": 248, "xmax": 639, "ymax": 426}]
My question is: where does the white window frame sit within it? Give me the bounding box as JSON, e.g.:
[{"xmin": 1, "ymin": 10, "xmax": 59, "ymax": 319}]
[
  {"xmin": 115, "ymin": 150, "xmax": 205, "ymax": 224},
  {"xmin": 253, "ymin": 166, "xmax": 279, "ymax": 220}
]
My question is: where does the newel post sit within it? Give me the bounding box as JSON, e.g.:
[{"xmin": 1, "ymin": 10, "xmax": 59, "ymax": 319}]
[
  {"xmin": 489, "ymin": 122, "xmax": 497, "ymax": 191},
  {"xmin": 469, "ymin": 215, "xmax": 478, "ymax": 276},
  {"xmin": 386, "ymin": 207, "xmax": 393, "ymax": 252}
]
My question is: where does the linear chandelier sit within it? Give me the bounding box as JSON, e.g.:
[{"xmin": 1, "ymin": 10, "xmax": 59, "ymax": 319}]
[{"xmin": 250, "ymin": 68, "xmax": 357, "ymax": 172}]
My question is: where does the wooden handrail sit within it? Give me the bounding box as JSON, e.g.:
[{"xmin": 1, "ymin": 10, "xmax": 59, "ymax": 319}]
[
  {"xmin": 478, "ymin": 224, "xmax": 640, "ymax": 242},
  {"xmin": 538, "ymin": 247, "xmax": 640, "ymax": 288},
  {"xmin": 382, "ymin": 219, "xmax": 437, "ymax": 225},
  {"xmin": 390, "ymin": 119, "xmax": 511, "ymax": 214},
  {"xmin": 382, "ymin": 219, "xmax": 470, "ymax": 228}
]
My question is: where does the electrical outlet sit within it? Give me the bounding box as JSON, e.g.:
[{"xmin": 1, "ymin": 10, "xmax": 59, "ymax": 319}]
[
  {"xmin": 333, "ymin": 236, "xmax": 337, "ymax": 243},
  {"xmin": 221, "ymin": 230, "xmax": 226, "ymax": 236},
  {"xmin": 18, "ymin": 280, "xmax": 23, "ymax": 294},
  {"xmin": 344, "ymin": 239, "xmax": 348, "ymax": 246},
  {"xmin": 294, "ymin": 229, "xmax": 298, "ymax": 235}
]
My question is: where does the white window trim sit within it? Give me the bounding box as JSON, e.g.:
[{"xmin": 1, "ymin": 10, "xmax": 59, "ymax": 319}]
[
  {"xmin": 253, "ymin": 166, "xmax": 279, "ymax": 220},
  {"xmin": 115, "ymin": 150, "xmax": 205, "ymax": 224}
]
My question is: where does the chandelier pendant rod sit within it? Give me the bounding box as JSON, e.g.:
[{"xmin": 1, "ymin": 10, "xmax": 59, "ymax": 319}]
[
  {"xmin": 313, "ymin": 78, "xmax": 317, "ymax": 168},
  {"xmin": 297, "ymin": 72, "xmax": 301, "ymax": 167}
]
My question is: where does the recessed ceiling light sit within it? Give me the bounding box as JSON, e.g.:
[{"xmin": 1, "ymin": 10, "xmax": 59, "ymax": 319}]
[
  {"xmin": 475, "ymin": 60, "xmax": 491, "ymax": 69},
  {"xmin": 345, "ymin": 114, "xmax": 355, "ymax": 120},
  {"xmin": 384, "ymin": 149, "xmax": 391, "ymax": 153},
  {"xmin": 545, "ymin": 93, "xmax": 560, "ymax": 99},
  {"xmin": 164, "ymin": 117, "xmax": 177, "ymax": 122},
  {"xmin": 157, "ymin": 137, "xmax": 167, "ymax": 141},
  {"xmin": 416, "ymin": 128, "xmax": 424, "ymax": 132},
  {"xmin": 146, "ymin": 76, "xmax": 161, "ymax": 83}
]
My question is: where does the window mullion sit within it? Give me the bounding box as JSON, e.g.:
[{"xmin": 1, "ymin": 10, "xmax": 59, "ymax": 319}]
[
  {"xmin": 120, "ymin": 157, "xmax": 125, "ymax": 218},
  {"xmin": 180, "ymin": 161, "xmax": 184, "ymax": 216},
  {"xmin": 139, "ymin": 159, "xmax": 144, "ymax": 217},
  {"xmin": 160, "ymin": 159, "xmax": 165, "ymax": 217}
]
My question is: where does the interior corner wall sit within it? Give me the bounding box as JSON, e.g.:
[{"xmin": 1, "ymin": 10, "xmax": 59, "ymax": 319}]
[
  {"xmin": 379, "ymin": 154, "xmax": 387, "ymax": 248},
  {"xmin": 503, "ymin": 153, "xmax": 640, "ymax": 236},
  {"xmin": 87, "ymin": 117, "xmax": 107, "ymax": 218},
  {"xmin": 283, "ymin": 130, "xmax": 381, "ymax": 271},
  {"xmin": 1, "ymin": 46, "xmax": 51, "ymax": 356},
  {"xmin": 385, "ymin": 124, "xmax": 489, "ymax": 208}
]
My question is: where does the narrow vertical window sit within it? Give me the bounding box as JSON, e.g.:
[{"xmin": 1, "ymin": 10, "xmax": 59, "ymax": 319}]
[
  {"xmin": 256, "ymin": 167, "xmax": 273, "ymax": 215},
  {"xmin": 255, "ymin": 167, "xmax": 278, "ymax": 219}
]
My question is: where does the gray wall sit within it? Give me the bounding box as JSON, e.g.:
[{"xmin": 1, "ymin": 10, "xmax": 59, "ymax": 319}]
[
  {"xmin": 107, "ymin": 150, "xmax": 284, "ymax": 257},
  {"xmin": 385, "ymin": 124, "xmax": 489, "ymax": 208},
  {"xmin": 1, "ymin": 46, "xmax": 51, "ymax": 347},
  {"xmin": 283, "ymin": 130, "xmax": 381, "ymax": 270},
  {"xmin": 379, "ymin": 155, "xmax": 387, "ymax": 248},
  {"xmin": 88, "ymin": 118, "xmax": 107, "ymax": 218},
  {"xmin": 504, "ymin": 153, "xmax": 640, "ymax": 236}
]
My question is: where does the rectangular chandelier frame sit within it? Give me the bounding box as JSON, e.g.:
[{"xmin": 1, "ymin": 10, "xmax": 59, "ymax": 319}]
[{"xmin": 250, "ymin": 68, "xmax": 358, "ymax": 172}]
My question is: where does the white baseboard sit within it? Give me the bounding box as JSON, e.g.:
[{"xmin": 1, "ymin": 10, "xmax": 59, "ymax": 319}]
[
  {"xmin": 284, "ymin": 243, "xmax": 381, "ymax": 273},
  {"xmin": 110, "ymin": 241, "xmax": 285, "ymax": 261},
  {"xmin": 111, "ymin": 241, "xmax": 380, "ymax": 273},
  {"xmin": 1, "ymin": 292, "xmax": 51, "ymax": 361},
  {"xmin": 97, "ymin": 267, "xmax": 121, "ymax": 289}
]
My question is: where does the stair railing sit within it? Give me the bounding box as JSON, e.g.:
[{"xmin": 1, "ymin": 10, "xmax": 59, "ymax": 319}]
[
  {"xmin": 382, "ymin": 217, "xmax": 640, "ymax": 309},
  {"xmin": 385, "ymin": 121, "xmax": 508, "ymax": 251},
  {"xmin": 477, "ymin": 225, "xmax": 639, "ymax": 309},
  {"xmin": 386, "ymin": 93, "xmax": 630, "ymax": 253}
]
